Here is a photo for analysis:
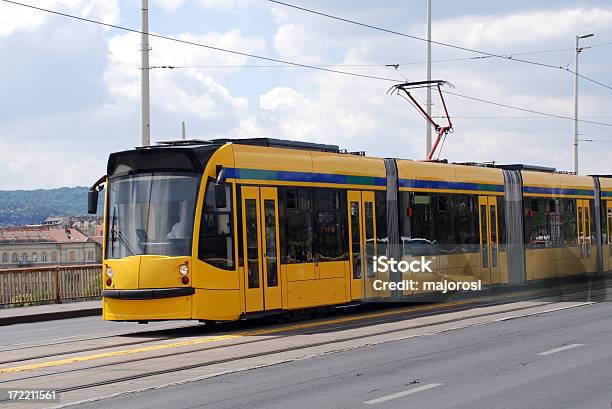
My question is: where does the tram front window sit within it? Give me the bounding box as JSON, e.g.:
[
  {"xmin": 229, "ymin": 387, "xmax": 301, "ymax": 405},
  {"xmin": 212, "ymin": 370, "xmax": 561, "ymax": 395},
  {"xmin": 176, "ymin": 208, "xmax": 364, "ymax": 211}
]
[{"xmin": 106, "ymin": 173, "xmax": 200, "ymax": 259}]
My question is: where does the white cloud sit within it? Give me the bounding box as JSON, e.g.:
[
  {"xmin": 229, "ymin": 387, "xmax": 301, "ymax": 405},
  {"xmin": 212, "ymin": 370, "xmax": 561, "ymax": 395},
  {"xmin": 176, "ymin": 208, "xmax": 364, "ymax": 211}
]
[
  {"xmin": 255, "ymin": 77, "xmax": 396, "ymax": 148},
  {"xmin": 104, "ymin": 29, "xmax": 266, "ymax": 142},
  {"xmin": 0, "ymin": 0, "xmax": 120, "ymax": 37},
  {"xmin": 260, "ymin": 87, "xmax": 316, "ymax": 110},
  {"xmin": 432, "ymin": 7, "xmax": 612, "ymax": 48},
  {"xmin": 272, "ymin": 13, "xmax": 364, "ymax": 64},
  {"xmin": 150, "ymin": 0, "xmax": 252, "ymax": 13},
  {"xmin": 194, "ymin": 0, "xmax": 252, "ymax": 11},
  {"xmin": 1, "ymin": 1, "xmax": 612, "ymax": 190},
  {"xmin": 0, "ymin": 3, "xmax": 46, "ymax": 36},
  {"xmin": 0, "ymin": 135, "xmax": 102, "ymax": 189},
  {"xmin": 151, "ymin": 0, "xmax": 187, "ymax": 13},
  {"xmin": 273, "ymin": 23, "xmax": 335, "ymax": 63},
  {"xmin": 105, "ymin": 29, "xmax": 267, "ymax": 101}
]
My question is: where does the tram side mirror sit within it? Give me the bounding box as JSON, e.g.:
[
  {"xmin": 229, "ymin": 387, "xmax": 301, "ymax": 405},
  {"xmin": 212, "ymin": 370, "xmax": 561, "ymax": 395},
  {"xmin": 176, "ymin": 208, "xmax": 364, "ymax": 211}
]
[
  {"xmin": 88, "ymin": 175, "xmax": 107, "ymax": 214},
  {"xmin": 214, "ymin": 167, "xmax": 227, "ymax": 208},
  {"xmin": 214, "ymin": 183, "xmax": 227, "ymax": 209},
  {"xmin": 88, "ymin": 189, "xmax": 99, "ymax": 214}
]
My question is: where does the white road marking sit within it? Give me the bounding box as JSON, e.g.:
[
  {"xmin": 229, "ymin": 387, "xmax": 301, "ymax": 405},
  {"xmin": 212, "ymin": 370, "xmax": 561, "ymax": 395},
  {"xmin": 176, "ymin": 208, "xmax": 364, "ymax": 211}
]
[
  {"xmin": 538, "ymin": 343, "xmax": 585, "ymax": 356},
  {"xmin": 493, "ymin": 302, "xmax": 593, "ymax": 322},
  {"xmin": 363, "ymin": 383, "xmax": 443, "ymax": 405}
]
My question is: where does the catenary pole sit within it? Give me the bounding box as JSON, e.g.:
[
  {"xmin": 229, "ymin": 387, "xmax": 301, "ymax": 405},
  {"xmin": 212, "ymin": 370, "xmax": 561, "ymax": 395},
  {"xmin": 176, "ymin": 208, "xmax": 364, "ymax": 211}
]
[
  {"xmin": 141, "ymin": 0, "xmax": 151, "ymax": 146},
  {"xmin": 425, "ymin": 0, "xmax": 432, "ymax": 157},
  {"xmin": 573, "ymin": 33, "xmax": 594, "ymax": 174},
  {"xmin": 573, "ymin": 36, "xmax": 579, "ymax": 174}
]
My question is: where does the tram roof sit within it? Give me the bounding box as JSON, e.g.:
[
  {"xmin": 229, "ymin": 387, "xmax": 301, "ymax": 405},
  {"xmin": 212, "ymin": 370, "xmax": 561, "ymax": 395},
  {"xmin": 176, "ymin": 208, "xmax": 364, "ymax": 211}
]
[{"xmin": 154, "ymin": 138, "xmax": 341, "ymax": 153}]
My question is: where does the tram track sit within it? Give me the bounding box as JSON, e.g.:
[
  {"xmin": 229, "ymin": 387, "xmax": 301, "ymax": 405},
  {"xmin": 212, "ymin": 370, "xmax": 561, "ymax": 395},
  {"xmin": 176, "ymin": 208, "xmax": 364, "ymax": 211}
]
[
  {"xmin": 0, "ymin": 299, "xmax": 599, "ymax": 406},
  {"xmin": 0, "ymin": 281, "xmax": 605, "ymax": 377},
  {"xmin": 0, "ymin": 295, "xmax": 593, "ymax": 388},
  {"xmin": 0, "ymin": 322, "xmax": 201, "ymax": 354}
]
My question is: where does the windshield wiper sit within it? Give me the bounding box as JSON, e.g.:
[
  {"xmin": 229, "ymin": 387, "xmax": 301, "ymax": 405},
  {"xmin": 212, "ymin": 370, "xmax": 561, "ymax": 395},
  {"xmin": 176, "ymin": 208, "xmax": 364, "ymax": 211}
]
[
  {"xmin": 110, "ymin": 206, "xmax": 137, "ymax": 257},
  {"xmin": 112, "ymin": 227, "xmax": 137, "ymax": 256}
]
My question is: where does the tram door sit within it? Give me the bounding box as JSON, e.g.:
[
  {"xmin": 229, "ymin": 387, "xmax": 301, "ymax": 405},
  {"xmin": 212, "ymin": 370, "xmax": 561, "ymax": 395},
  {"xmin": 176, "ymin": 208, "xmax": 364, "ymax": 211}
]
[
  {"xmin": 347, "ymin": 191, "xmax": 378, "ymax": 300},
  {"xmin": 606, "ymin": 201, "xmax": 612, "ymax": 272},
  {"xmin": 478, "ymin": 196, "xmax": 500, "ymax": 284},
  {"xmin": 577, "ymin": 199, "xmax": 594, "ymax": 272},
  {"xmin": 241, "ymin": 186, "xmax": 282, "ymax": 313}
]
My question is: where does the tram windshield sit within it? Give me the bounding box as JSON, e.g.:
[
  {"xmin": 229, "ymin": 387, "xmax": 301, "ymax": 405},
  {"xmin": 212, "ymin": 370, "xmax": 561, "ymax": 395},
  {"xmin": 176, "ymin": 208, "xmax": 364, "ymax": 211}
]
[{"xmin": 105, "ymin": 173, "xmax": 200, "ymax": 259}]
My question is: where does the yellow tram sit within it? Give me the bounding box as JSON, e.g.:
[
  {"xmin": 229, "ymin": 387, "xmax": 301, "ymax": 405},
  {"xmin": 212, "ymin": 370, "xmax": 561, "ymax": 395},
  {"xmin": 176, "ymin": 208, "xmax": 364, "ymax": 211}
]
[{"xmin": 87, "ymin": 138, "xmax": 611, "ymax": 322}]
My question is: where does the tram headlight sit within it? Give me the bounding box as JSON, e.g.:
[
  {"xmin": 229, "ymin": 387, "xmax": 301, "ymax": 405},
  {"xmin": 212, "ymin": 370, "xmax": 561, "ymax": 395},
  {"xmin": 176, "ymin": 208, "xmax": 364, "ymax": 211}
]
[
  {"xmin": 179, "ymin": 264, "xmax": 189, "ymax": 276},
  {"xmin": 105, "ymin": 268, "xmax": 113, "ymax": 278}
]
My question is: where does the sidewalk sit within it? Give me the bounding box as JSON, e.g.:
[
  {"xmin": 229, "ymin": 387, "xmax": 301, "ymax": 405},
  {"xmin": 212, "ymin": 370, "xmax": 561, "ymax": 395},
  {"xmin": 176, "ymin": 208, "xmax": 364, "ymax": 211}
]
[{"xmin": 0, "ymin": 300, "xmax": 102, "ymax": 326}]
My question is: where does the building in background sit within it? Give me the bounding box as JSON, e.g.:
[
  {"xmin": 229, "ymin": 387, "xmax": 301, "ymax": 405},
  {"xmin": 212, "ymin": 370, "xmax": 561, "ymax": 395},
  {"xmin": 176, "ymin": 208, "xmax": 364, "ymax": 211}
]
[
  {"xmin": 42, "ymin": 216, "xmax": 102, "ymax": 237},
  {"xmin": 0, "ymin": 226, "xmax": 101, "ymax": 268}
]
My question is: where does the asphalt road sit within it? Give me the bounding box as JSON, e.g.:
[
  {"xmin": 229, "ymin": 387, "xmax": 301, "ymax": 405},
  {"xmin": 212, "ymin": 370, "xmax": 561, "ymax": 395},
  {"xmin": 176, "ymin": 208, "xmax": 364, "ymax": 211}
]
[
  {"xmin": 77, "ymin": 300, "xmax": 612, "ymax": 409},
  {"xmin": 0, "ymin": 316, "xmax": 197, "ymax": 348}
]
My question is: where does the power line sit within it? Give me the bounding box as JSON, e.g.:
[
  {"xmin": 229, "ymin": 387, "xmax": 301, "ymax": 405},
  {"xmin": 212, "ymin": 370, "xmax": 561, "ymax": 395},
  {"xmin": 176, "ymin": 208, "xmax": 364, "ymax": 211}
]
[
  {"xmin": 590, "ymin": 42, "xmax": 612, "ymax": 49},
  {"xmin": 443, "ymin": 91, "xmax": 612, "ymax": 127},
  {"xmin": 579, "ymin": 139, "xmax": 612, "ymax": 143},
  {"xmin": 2, "ymin": 0, "xmax": 612, "ymax": 129},
  {"xmin": 0, "ymin": 0, "xmax": 400, "ymax": 83},
  {"xmin": 578, "ymin": 133, "xmax": 612, "ymax": 138},
  {"xmin": 434, "ymin": 115, "xmax": 612, "ymax": 119},
  {"xmin": 149, "ymin": 52, "xmax": 575, "ymax": 70},
  {"xmin": 265, "ymin": 0, "xmax": 612, "ymax": 92},
  {"xmin": 149, "ymin": 57, "xmax": 487, "ymax": 70},
  {"xmin": 150, "ymin": 63, "xmax": 394, "ymax": 69}
]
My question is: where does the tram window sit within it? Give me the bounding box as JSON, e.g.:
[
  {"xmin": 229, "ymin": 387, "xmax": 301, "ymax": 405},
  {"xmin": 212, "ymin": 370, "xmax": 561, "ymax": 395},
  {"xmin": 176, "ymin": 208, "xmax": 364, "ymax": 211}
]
[
  {"xmin": 298, "ymin": 189, "xmax": 311, "ymax": 210},
  {"xmin": 496, "ymin": 197, "xmax": 506, "ymax": 248},
  {"xmin": 524, "ymin": 197, "xmax": 570, "ymax": 249},
  {"xmin": 607, "ymin": 207, "xmax": 612, "ymax": 243},
  {"xmin": 315, "ymin": 190, "xmax": 347, "ymax": 261},
  {"xmin": 456, "ymin": 195, "xmax": 480, "ymax": 252},
  {"xmin": 435, "ymin": 194, "xmax": 456, "ymax": 253},
  {"xmin": 375, "ymin": 191, "xmax": 388, "ymax": 257},
  {"xmin": 438, "ymin": 195, "xmax": 449, "ymax": 211},
  {"xmin": 286, "ymin": 188, "xmax": 313, "ymax": 263},
  {"xmin": 525, "ymin": 197, "xmax": 550, "ymax": 248},
  {"xmin": 350, "ymin": 201, "xmax": 361, "ymax": 279},
  {"xmin": 607, "ymin": 207, "xmax": 612, "ymax": 246},
  {"xmin": 286, "ymin": 189, "xmax": 297, "ymax": 209},
  {"xmin": 364, "ymin": 202, "xmax": 375, "ymax": 277},
  {"xmin": 199, "ymin": 181, "xmax": 235, "ymax": 270},
  {"xmin": 399, "ymin": 192, "xmax": 411, "ymax": 246},
  {"xmin": 400, "ymin": 192, "xmax": 435, "ymax": 256},
  {"xmin": 490, "ymin": 204, "xmax": 498, "ymax": 267},
  {"xmin": 245, "ymin": 199, "xmax": 259, "ymax": 288},
  {"xmin": 562, "ymin": 199, "xmax": 577, "ymax": 246},
  {"xmin": 400, "ymin": 192, "xmax": 482, "ymax": 256},
  {"xmin": 480, "ymin": 204, "xmax": 489, "ymax": 268},
  {"xmin": 264, "ymin": 200, "xmax": 278, "ymax": 287},
  {"xmin": 549, "ymin": 199, "xmax": 563, "ymax": 247}
]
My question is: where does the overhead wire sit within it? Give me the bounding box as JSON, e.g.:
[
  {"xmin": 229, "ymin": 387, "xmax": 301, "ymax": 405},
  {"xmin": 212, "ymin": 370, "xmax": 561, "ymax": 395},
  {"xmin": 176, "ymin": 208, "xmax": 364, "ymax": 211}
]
[
  {"xmin": 443, "ymin": 91, "xmax": 612, "ymax": 127},
  {"xmin": 265, "ymin": 0, "xmax": 612, "ymax": 92},
  {"xmin": 0, "ymin": 0, "xmax": 400, "ymax": 83},
  {"xmin": 434, "ymin": 115, "xmax": 612, "ymax": 119},
  {"xmin": 1, "ymin": 0, "xmax": 612, "ymax": 128},
  {"xmin": 149, "ymin": 51, "xmax": 581, "ymax": 70}
]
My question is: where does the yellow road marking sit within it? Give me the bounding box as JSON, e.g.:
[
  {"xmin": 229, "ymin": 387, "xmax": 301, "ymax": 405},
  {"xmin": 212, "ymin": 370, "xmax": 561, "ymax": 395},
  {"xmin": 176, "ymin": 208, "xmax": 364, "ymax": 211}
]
[{"xmin": 0, "ymin": 286, "xmax": 572, "ymax": 375}]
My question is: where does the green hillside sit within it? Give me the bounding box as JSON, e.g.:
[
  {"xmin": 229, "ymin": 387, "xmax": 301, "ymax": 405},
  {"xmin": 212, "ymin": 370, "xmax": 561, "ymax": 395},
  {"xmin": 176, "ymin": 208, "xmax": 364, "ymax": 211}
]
[{"xmin": 0, "ymin": 187, "xmax": 103, "ymax": 226}]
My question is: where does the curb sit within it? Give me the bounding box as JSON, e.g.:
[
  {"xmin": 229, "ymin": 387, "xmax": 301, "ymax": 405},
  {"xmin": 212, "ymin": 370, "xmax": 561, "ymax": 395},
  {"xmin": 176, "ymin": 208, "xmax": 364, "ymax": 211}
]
[{"xmin": 0, "ymin": 307, "xmax": 102, "ymax": 326}]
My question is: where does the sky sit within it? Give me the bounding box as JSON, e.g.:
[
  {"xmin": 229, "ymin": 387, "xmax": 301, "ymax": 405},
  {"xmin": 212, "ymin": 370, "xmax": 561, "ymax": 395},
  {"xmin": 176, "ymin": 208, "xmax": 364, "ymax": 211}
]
[{"xmin": 0, "ymin": 0, "xmax": 611, "ymax": 190}]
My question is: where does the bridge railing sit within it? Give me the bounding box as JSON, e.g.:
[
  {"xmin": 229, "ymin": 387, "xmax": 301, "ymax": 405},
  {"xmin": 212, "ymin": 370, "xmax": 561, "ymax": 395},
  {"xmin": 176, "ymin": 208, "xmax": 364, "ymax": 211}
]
[{"xmin": 0, "ymin": 264, "xmax": 102, "ymax": 307}]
